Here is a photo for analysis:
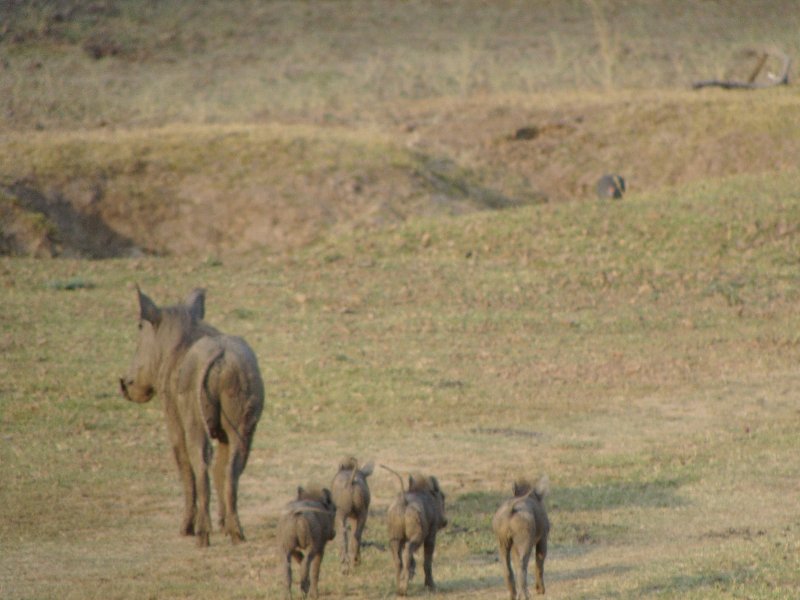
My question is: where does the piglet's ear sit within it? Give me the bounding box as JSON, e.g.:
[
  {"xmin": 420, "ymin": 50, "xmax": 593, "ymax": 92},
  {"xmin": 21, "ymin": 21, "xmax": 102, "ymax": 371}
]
[
  {"xmin": 185, "ymin": 288, "xmax": 206, "ymax": 321},
  {"xmin": 137, "ymin": 286, "xmax": 161, "ymax": 326}
]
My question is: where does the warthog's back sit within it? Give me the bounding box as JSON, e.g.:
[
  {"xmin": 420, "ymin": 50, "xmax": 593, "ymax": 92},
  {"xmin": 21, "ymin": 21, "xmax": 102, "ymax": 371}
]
[
  {"xmin": 279, "ymin": 501, "xmax": 336, "ymax": 553},
  {"xmin": 493, "ymin": 495, "xmax": 549, "ymax": 546},
  {"xmin": 388, "ymin": 492, "xmax": 434, "ymax": 542},
  {"xmin": 332, "ymin": 470, "xmax": 371, "ymax": 516}
]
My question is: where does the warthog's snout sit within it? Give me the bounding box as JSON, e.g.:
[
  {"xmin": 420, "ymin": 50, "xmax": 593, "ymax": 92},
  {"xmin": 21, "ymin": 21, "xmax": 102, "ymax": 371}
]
[{"xmin": 119, "ymin": 377, "xmax": 154, "ymax": 403}]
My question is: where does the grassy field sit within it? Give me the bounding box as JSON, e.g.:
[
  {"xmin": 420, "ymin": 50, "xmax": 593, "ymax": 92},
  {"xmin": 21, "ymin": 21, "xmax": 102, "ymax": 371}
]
[
  {"xmin": 3, "ymin": 1, "xmax": 800, "ymax": 598},
  {"xmin": 4, "ymin": 172, "xmax": 800, "ymax": 598}
]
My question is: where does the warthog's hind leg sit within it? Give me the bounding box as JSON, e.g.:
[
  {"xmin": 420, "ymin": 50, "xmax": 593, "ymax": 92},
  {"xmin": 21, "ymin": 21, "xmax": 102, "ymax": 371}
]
[
  {"xmin": 498, "ymin": 541, "xmax": 516, "ymax": 600},
  {"xmin": 220, "ymin": 435, "xmax": 250, "ymax": 543},
  {"xmin": 187, "ymin": 434, "xmax": 212, "ymax": 547},
  {"xmin": 352, "ymin": 513, "xmax": 366, "ymax": 567},
  {"xmin": 534, "ymin": 537, "xmax": 547, "ymax": 595},
  {"xmin": 337, "ymin": 510, "xmax": 350, "ymax": 573},
  {"xmin": 213, "ymin": 441, "xmax": 230, "ymax": 530}
]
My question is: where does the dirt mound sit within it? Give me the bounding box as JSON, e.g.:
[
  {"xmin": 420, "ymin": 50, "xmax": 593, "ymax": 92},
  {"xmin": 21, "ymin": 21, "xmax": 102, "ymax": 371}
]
[
  {"xmin": 0, "ymin": 125, "xmax": 538, "ymax": 258},
  {"xmin": 3, "ymin": 91, "xmax": 799, "ymax": 259},
  {"xmin": 395, "ymin": 91, "xmax": 800, "ymax": 202},
  {"xmin": 1, "ymin": 183, "xmax": 139, "ymax": 258}
]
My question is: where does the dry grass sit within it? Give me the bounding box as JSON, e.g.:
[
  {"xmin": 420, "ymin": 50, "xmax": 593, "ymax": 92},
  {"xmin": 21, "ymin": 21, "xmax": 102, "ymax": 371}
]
[
  {"xmin": 3, "ymin": 1, "xmax": 800, "ymax": 257},
  {"xmin": 3, "ymin": 1, "xmax": 800, "ymax": 598},
  {"xmin": 2, "ymin": 0, "xmax": 800, "ymax": 130}
]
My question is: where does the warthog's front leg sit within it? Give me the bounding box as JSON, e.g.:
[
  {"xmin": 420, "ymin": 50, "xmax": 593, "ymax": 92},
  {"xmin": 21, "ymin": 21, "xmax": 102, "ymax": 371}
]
[{"xmin": 170, "ymin": 434, "xmax": 196, "ymax": 537}]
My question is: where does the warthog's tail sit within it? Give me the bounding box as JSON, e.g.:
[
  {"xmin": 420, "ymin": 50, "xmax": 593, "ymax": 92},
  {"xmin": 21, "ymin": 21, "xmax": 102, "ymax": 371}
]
[
  {"xmin": 512, "ymin": 474, "xmax": 550, "ymax": 507},
  {"xmin": 380, "ymin": 464, "xmax": 406, "ymax": 495},
  {"xmin": 200, "ymin": 349, "xmax": 225, "ymax": 439},
  {"xmin": 348, "ymin": 458, "xmax": 360, "ymax": 486}
]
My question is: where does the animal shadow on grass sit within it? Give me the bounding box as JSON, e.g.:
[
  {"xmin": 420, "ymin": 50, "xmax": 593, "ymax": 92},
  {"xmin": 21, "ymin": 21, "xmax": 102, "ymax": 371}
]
[
  {"xmin": 433, "ymin": 491, "xmax": 507, "ymax": 595},
  {"xmin": 446, "ymin": 490, "xmax": 506, "ymax": 537},
  {"xmin": 434, "ymin": 576, "xmax": 507, "ymax": 595},
  {"xmin": 549, "ymin": 563, "xmax": 634, "ymax": 583},
  {"xmin": 549, "ymin": 477, "xmax": 687, "ymax": 512},
  {"xmin": 450, "ymin": 490, "xmax": 506, "ymax": 514}
]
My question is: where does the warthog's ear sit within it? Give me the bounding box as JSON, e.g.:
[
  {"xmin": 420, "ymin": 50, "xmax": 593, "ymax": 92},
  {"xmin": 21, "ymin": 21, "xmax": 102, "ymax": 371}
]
[
  {"xmin": 185, "ymin": 288, "xmax": 206, "ymax": 321},
  {"xmin": 430, "ymin": 476, "xmax": 440, "ymax": 493},
  {"xmin": 297, "ymin": 486, "xmax": 305, "ymax": 499},
  {"xmin": 136, "ymin": 286, "xmax": 161, "ymax": 326},
  {"xmin": 323, "ymin": 488, "xmax": 333, "ymax": 506}
]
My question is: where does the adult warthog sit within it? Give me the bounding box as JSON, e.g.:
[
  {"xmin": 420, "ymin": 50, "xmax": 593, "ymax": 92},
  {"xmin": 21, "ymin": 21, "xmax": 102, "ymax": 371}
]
[{"xmin": 120, "ymin": 286, "xmax": 264, "ymax": 547}]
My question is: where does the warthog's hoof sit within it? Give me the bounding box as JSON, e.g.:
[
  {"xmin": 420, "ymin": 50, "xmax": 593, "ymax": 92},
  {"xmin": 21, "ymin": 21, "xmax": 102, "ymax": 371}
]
[
  {"xmin": 300, "ymin": 577, "xmax": 310, "ymax": 596},
  {"xmin": 226, "ymin": 523, "xmax": 245, "ymax": 544},
  {"xmin": 180, "ymin": 520, "xmax": 195, "ymax": 537},
  {"xmin": 229, "ymin": 531, "xmax": 245, "ymax": 545}
]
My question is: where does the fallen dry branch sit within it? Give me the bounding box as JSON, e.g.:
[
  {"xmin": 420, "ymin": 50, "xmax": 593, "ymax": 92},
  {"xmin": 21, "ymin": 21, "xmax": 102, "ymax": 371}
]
[{"xmin": 692, "ymin": 49, "xmax": 791, "ymax": 90}]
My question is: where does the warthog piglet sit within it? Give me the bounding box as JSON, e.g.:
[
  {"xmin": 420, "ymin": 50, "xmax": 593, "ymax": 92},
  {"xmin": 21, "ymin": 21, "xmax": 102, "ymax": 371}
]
[
  {"xmin": 492, "ymin": 475, "xmax": 551, "ymax": 598},
  {"xmin": 331, "ymin": 457, "xmax": 374, "ymax": 573},
  {"xmin": 384, "ymin": 466, "xmax": 448, "ymax": 596},
  {"xmin": 277, "ymin": 486, "xmax": 337, "ymax": 600}
]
